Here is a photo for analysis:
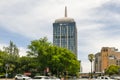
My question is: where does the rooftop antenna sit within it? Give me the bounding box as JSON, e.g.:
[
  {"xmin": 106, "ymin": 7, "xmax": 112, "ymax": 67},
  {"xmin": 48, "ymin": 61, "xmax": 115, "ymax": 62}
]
[{"xmin": 65, "ymin": 6, "xmax": 67, "ymax": 17}]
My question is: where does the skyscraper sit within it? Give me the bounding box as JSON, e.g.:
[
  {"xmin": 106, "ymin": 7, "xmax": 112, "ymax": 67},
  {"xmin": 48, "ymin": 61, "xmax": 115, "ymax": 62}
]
[{"xmin": 53, "ymin": 6, "xmax": 77, "ymax": 56}]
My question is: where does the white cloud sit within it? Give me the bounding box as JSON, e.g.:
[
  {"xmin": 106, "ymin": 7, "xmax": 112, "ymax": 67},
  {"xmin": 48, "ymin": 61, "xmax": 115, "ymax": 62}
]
[
  {"xmin": 0, "ymin": 43, "xmax": 7, "ymax": 50},
  {"xmin": 0, "ymin": 42, "xmax": 27, "ymax": 56},
  {"xmin": 81, "ymin": 61, "xmax": 91, "ymax": 73},
  {"xmin": 0, "ymin": 0, "xmax": 110, "ymax": 41},
  {"xmin": 19, "ymin": 47, "xmax": 28, "ymax": 57}
]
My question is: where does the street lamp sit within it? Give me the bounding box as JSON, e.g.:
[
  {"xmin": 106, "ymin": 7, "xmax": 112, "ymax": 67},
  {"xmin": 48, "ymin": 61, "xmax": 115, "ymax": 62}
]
[{"xmin": 5, "ymin": 64, "xmax": 9, "ymax": 80}]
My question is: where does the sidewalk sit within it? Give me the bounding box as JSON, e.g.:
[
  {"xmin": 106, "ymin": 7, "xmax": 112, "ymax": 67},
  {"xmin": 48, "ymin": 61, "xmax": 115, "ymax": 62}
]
[{"xmin": 0, "ymin": 78, "xmax": 14, "ymax": 80}]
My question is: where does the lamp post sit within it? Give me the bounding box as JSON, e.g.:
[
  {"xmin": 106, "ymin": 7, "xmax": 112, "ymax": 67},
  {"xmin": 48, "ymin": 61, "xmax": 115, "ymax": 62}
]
[{"xmin": 5, "ymin": 64, "xmax": 9, "ymax": 80}]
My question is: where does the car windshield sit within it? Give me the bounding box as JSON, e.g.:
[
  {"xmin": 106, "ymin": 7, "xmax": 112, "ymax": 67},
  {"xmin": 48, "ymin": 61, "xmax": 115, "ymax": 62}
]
[
  {"xmin": 22, "ymin": 75, "xmax": 28, "ymax": 77},
  {"xmin": 17, "ymin": 74, "xmax": 22, "ymax": 76}
]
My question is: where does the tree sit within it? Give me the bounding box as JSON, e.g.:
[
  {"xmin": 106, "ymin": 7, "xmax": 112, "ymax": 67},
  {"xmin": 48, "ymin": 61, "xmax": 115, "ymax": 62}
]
[
  {"xmin": 88, "ymin": 54, "xmax": 94, "ymax": 78},
  {"xmin": 3, "ymin": 41, "xmax": 19, "ymax": 56},
  {"xmin": 49, "ymin": 46, "xmax": 80, "ymax": 76},
  {"xmin": 17, "ymin": 56, "xmax": 38, "ymax": 77},
  {"xmin": 27, "ymin": 37, "xmax": 52, "ymax": 71},
  {"xmin": 27, "ymin": 37, "xmax": 80, "ymax": 76},
  {"xmin": 105, "ymin": 65, "xmax": 120, "ymax": 76},
  {"xmin": 0, "ymin": 50, "xmax": 17, "ymax": 77},
  {"xmin": 0, "ymin": 50, "xmax": 7, "ymax": 74}
]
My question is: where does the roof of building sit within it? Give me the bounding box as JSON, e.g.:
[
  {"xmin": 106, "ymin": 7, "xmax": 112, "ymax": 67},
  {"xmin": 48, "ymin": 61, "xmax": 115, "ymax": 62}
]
[
  {"xmin": 55, "ymin": 17, "xmax": 74, "ymax": 23},
  {"xmin": 54, "ymin": 6, "xmax": 75, "ymax": 23}
]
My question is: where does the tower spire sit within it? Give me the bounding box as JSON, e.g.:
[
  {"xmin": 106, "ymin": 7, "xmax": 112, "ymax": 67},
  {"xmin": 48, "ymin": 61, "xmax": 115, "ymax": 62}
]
[{"xmin": 65, "ymin": 6, "xmax": 67, "ymax": 17}]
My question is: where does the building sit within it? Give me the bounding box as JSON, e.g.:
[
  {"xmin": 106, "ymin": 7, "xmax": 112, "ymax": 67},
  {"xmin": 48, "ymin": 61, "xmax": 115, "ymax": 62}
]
[
  {"xmin": 94, "ymin": 47, "xmax": 120, "ymax": 73},
  {"xmin": 53, "ymin": 6, "xmax": 77, "ymax": 56}
]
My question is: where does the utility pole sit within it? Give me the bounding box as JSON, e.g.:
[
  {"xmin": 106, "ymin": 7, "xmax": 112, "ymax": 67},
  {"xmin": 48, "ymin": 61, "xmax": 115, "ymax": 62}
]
[{"xmin": 5, "ymin": 64, "xmax": 9, "ymax": 80}]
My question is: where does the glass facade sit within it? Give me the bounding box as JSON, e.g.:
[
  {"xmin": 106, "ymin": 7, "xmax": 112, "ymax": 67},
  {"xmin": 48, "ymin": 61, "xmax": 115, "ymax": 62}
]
[{"xmin": 53, "ymin": 21, "xmax": 77, "ymax": 55}]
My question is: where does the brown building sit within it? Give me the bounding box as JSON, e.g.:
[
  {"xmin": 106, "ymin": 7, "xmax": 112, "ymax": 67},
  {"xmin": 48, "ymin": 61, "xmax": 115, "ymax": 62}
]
[{"xmin": 94, "ymin": 47, "xmax": 120, "ymax": 73}]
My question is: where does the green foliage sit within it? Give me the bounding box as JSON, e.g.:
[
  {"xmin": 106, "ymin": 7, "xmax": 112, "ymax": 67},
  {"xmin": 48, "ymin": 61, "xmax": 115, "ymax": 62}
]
[
  {"xmin": 0, "ymin": 50, "xmax": 8, "ymax": 73},
  {"xmin": 88, "ymin": 54, "xmax": 94, "ymax": 62},
  {"xmin": 27, "ymin": 37, "xmax": 80, "ymax": 76},
  {"xmin": 3, "ymin": 41, "xmax": 19, "ymax": 56},
  {"xmin": 17, "ymin": 56, "xmax": 38, "ymax": 74},
  {"xmin": 105, "ymin": 65, "xmax": 120, "ymax": 75},
  {"xmin": 0, "ymin": 49, "xmax": 19, "ymax": 76},
  {"xmin": 0, "ymin": 37, "xmax": 80, "ymax": 77},
  {"xmin": 88, "ymin": 53, "xmax": 95, "ymax": 78},
  {"xmin": 0, "ymin": 49, "xmax": 37, "ymax": 77}
]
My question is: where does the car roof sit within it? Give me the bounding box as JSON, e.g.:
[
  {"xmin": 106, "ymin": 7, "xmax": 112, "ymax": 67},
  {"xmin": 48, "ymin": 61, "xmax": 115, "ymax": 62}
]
[
  {"xmin": 16, "ymin": 74, "xmax": 22, "ymax": 75},
  {"xmin": 33, "ymin": 76, "xmax": 49, "ymax": 79},
  {"xmin": 34, "ymin": 76, "xmax": 49, "ymax": 78},
  {"xmin": 35, "ymin": 76, "xmax": 48, "ymax": 77}
]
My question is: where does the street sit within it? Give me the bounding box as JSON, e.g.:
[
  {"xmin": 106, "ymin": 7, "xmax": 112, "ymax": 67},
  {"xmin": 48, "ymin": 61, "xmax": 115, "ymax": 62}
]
[
  {"xmin": 0, "ymin": 79, "xmax": 95, "ymax": 80},
  {"xmin": 0, "ymin": 79, "xmax": 14, "ymax": 80}
]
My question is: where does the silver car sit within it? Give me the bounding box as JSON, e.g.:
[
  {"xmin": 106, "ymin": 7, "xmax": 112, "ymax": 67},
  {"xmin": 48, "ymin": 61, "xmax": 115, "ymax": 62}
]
[
  {"xmin": 32, "ymin": 76, "xmax": 50, "ymax": 80},
  {"xmin": 32, "ymin": 76, "xmax": 60, "ymax": 80},
  {"xmin": 15, "ymin": 74, "xmax": 31, "ymax": 80}
]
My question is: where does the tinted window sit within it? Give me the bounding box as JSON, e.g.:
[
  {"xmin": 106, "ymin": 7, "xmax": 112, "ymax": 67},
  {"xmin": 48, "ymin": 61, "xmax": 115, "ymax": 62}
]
[{"xmin": 17, "ymin": 74, "xmax": 22, "ymax": 77}]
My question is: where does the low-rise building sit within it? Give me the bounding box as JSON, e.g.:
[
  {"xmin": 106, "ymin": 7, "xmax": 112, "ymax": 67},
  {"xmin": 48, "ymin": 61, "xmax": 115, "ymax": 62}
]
[{"xmin": 94, "ymin": 47, "xmax": 120, "ymax": 73}]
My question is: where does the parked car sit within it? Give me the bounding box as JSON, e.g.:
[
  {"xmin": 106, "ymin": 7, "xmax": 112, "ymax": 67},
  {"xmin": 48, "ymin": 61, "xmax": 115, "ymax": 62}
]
[
  {"xmin": 15, "ymin": 74, "xmax": 31, "ymax": 80},
  {"xmin": 31, "ymin": 76, "xmax": 60, "ymax": 80},
  {"xmin": 49, "ymin": 76, "xmax": 60, "ymax": 80},
  {"xmin": 96, "ymin": 76, "xmax": 114, "ymax": 80},
  {"xmin": 110, "ymin": 76, "xmax": 120, "ymax": 80},
  {"xmin": 31, "ymin": 76, "xmax": 50, "ymax": 80}
]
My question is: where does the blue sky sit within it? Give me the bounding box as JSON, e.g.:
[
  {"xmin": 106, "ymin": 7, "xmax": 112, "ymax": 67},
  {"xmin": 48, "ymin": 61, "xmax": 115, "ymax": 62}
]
[
  {"xmin": 0, "ymin": 27, "xmax": 31, "ymax": 47},
  {"xmin": 0, "ymin": 0, "xmax": 120, "ymax": 72}
]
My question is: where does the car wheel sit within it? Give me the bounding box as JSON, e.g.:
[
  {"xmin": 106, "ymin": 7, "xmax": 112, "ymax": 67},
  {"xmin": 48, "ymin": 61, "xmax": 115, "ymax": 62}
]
[{"xmin": 15, "ymin": 78, "xmax": 18, "ymax": 80}]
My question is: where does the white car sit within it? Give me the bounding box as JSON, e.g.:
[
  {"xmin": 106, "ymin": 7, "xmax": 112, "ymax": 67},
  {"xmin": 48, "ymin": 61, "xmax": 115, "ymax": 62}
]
[
  {"xmin": 15, "ymin": 74, "xmax": 31, "ymax": 80},
  {"xmin": 96, "ymin": 76, "xmax": 114, "ymax": 80},
  {"xmin": 32, "ymin": 76, "xmax": 50, "ymax": 80},
  {"xmin": 32, "ymin": 76, "xmax": 60, "ymax": 80},
  {"xmin": 111, "ymin": 76, "xmax": 120, "ymax": 80}
]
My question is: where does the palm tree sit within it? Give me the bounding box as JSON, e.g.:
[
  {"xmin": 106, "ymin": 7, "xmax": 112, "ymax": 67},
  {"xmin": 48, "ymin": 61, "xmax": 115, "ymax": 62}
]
[
  {"xmin": 88, "ymin": 54, "xmax": 94, "ymax": 78},
  {"xmin": 3, "ymin": 41, "xmax": 19, "ymax": 56}
]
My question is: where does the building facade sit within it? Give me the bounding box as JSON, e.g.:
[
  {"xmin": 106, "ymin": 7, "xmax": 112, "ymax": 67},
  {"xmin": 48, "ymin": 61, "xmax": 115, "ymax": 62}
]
[
  {"xmin": 53, "ymin": 7, "xmax": 77, "ymax": 56},
  {"xmin": 94, "ymin": 47, "xmax": 120, "ymax": 73}
]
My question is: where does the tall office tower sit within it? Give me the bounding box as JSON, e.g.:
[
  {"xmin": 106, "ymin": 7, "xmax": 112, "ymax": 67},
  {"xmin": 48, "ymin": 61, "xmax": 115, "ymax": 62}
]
[{"xmin": 53, "ymin": 6, "xmax": 77, "ymax": 56}]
